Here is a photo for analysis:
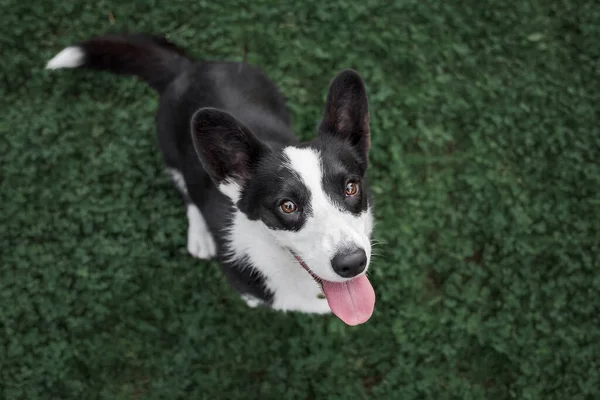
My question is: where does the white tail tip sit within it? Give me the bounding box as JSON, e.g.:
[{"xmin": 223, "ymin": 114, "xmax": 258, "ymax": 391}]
[{"xmin": 46, "ymin": 46, "xmax": 84, "ymax": 69}]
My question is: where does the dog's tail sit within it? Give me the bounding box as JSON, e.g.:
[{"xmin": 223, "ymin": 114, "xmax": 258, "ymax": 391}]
[{"xmin": 45, "ymin": 33, "xmax": 192, "ymax": 93}]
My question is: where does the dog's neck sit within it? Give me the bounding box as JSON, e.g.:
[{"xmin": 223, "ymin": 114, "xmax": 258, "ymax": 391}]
[{"xmin": 224, "ymin": 209, "xmax": 331, "ymax": 313}]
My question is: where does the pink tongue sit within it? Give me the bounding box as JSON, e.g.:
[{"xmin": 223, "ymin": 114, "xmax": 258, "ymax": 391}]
[{"xmin": 321, "ymin": 275, "xmax": 375, "ymax": 326}]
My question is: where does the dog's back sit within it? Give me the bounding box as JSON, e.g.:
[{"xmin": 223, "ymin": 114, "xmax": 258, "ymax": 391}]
[{"xmin": 157, "ymin": 61, "xmax": 298, "ymax": 169}]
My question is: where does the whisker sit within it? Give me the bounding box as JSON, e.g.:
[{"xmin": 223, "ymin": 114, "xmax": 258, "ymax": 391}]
[
  {"xmin": 369, "ymin": 252, "xmax": 384, "ymax": 260},
  {"xmin": 370, "ymin": 238, "xmax": 388, "ymax": 244}
]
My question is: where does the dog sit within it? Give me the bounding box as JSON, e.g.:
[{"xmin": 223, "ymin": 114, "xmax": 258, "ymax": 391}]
[{"xmin": 46, "ymin": 33, "xmax": 376, "ymax": 326}]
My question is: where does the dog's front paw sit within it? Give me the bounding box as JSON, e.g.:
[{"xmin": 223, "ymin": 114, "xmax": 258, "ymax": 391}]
[
  {"xmin": 271, "ymin": 296, "xmax": 333, "ymax": 315},
  {"xmin": 186, "ymin": 205, "xmax": 217, "ymax": 259},
  {"xmin": 187, "ymin": 225, "xmax": 217, "ymax": 259}
]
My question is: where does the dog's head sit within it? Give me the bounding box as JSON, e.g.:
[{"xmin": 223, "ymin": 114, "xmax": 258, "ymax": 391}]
[{"xmin": 191, "ymin": 69, "xmax": 375, "ymax": 325}]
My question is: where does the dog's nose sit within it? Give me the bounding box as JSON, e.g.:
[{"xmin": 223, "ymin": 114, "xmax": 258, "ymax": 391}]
[{"xmin": 331, "ymin": 248, "xmax": 367, "ymax": 278}]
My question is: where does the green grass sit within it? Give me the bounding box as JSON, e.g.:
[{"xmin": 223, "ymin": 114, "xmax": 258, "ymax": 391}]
[{"xmin": 1, "ymin": 0, "xmax": 599, "ymax": 399}]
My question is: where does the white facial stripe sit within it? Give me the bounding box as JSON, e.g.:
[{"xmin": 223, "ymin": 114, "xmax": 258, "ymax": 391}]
[{"xmin": 284, "ymin": 147, "xmax": 337, "ymax": 211}]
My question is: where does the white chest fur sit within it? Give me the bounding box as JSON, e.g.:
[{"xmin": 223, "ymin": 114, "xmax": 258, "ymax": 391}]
[{"xmin": 224, "ymin": 210, "xmax": 332, "ymax": 314}]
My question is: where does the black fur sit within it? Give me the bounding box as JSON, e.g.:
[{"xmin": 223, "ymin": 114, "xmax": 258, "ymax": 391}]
[
  {"xmin": 52, "ymin": 33, "xmax": 371, "ymax": 303},
  {"xmin": 316, "ymin": 136, "xmax": 370, "ymax": 216},
  {"xmin": 191, "ymin": 108, "xmax": 271, "ymax": 185},
  {"xmin": 318, "ymin": 69, "xmax": 371, "ymax": 163},
  {"xmin": 75, "ymin": 34, "xmax": 191, "ymax": 92},
  {"xmin": 238, "ymin": 152, "xmax": 312, "ymax": 231}
]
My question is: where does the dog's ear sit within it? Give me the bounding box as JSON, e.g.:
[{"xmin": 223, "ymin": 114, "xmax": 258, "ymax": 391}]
[
  {"xmin": 319, "ymin": 69, "xmax": 370, "ymax": 161},
  {"xmin": 191, "ymin": 108, "xmax": 270, "ymax": 201}
]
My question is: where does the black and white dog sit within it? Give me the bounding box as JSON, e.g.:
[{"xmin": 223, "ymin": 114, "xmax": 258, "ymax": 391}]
[{"xmin": 46, "ymin": 33, "xmax": 376, "ymax": 325}]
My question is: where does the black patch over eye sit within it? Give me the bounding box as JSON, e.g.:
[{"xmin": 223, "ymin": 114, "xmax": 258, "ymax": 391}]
[
  {"xmin": 238, "ymin": 150, "xmax": 311, "ymax": 232},
  {"xmin": 316, "ymin": 139, "xmax": 369, "ymax": 216}
]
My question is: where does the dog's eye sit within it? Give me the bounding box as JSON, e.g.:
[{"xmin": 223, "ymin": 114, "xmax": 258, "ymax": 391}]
[
  {"xmin": 345, "ymin": 181, "xmax": 359, "ymax": 197},
  {"xmin": 280, "ymin": 200, "xmax": 297, "ymax": 214}
]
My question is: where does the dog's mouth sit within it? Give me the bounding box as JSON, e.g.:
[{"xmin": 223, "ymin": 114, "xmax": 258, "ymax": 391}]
[
  {"xmin": 294, "ymin": 255, "xmax": 323, "ymax": 284},
  {"xmin": 292, "ymin": 253, "xmax": 375, "ymax": 326}
]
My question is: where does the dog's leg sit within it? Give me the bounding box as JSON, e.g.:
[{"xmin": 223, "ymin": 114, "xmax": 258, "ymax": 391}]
[
  {"xmin": 167, "ymin": 168, "xmax": 216, "ymax": 259},
  {"xmin": 185, "ymin": 203, "xmax": 216, "ymax": 259}
]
